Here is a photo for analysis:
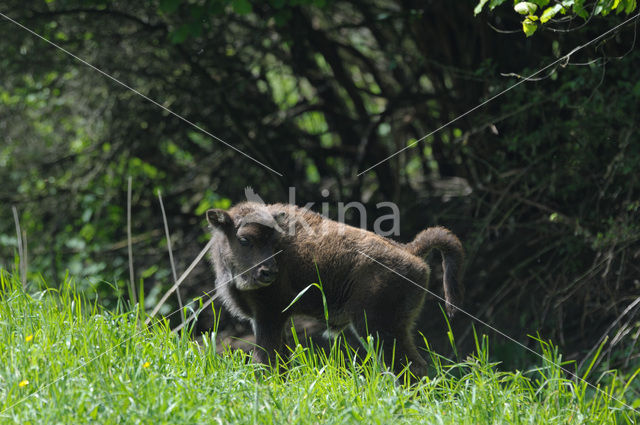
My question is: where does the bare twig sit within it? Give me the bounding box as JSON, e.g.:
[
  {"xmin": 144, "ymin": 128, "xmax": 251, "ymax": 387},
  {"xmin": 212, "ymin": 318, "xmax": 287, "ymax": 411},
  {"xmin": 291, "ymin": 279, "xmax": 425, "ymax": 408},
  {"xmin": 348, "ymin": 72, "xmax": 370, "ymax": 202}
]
[
  {"xmin": 145, "ymin": 238, "xmax": 216, "ymax": 324},
  {"xmin": 105, "ymin": 230, "xmax": 162, "ymax": 251},
  {"xmin": 578, "ymin": 295, "xmax": 640, "ymax": 372},
  {"xmin": 157, "ymin": 189, "xmax": 184, "ymax": 325},
  {"xmin": 11, "ymin": 206, "xmax": 26, "ymax": 290},
  {"xmin": 127, "ymin": 176, "xmax": 137, "ymax": 305}
]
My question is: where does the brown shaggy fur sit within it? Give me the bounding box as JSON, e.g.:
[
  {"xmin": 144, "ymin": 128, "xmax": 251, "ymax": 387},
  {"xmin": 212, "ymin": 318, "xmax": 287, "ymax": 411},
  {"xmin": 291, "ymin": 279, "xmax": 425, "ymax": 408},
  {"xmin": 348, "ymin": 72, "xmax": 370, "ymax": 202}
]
[{"xmin": 206, "ymin": 202, "xmax": 463, "ymax": 376}]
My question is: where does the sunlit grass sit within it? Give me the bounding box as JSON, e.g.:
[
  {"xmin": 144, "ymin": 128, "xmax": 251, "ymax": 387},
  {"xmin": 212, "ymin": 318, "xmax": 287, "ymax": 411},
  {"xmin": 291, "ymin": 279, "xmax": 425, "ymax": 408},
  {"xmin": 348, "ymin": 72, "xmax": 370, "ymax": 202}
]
[{"xmin": 0, "ymin": 269, "xmax": 638, "ymax": 424}]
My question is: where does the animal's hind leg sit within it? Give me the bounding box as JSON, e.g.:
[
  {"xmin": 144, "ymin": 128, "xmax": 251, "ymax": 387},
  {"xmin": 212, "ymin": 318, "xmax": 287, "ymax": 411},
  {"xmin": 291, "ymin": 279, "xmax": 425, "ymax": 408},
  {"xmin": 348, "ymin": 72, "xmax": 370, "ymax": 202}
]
[
  {"xmin": 392, "ymin": 329, "xmax": 428, "ymax": 377},
  {"xmin": 352, "ymin": 319, "xmax": 427, "ymax": 378},
  {"xmin": 350, "ymin": 272, "xmax": 428, "ymax": 378}
]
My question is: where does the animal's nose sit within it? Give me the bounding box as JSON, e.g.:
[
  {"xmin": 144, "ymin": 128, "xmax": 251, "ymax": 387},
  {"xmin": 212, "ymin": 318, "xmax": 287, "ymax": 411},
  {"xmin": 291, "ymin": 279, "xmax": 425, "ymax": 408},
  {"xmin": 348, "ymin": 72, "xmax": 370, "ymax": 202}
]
[{"xmin": 257, "ymin": 267, "xmax": 277, "ymax": 283}]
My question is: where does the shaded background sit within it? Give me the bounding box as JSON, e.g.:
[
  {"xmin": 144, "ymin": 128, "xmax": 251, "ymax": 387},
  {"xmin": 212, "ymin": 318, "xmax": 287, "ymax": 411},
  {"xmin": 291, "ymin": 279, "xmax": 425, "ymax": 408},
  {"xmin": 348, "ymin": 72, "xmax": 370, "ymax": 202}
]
[{"xmin": 1, "ymin": 0, "xmax": 639, "ymax": 374}]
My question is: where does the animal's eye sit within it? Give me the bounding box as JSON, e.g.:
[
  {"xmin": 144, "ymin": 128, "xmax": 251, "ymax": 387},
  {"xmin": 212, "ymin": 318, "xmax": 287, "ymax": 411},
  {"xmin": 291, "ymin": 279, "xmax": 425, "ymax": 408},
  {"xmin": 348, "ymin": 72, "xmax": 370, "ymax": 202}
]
[{"xmin": 238, "ymin": 237, "xmax": 251, "ymax": 246}]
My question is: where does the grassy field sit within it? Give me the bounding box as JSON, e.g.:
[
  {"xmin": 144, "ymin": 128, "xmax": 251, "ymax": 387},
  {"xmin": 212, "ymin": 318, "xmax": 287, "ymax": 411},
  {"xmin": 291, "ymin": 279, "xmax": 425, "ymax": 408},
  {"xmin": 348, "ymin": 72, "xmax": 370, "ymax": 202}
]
[{"xmin": 0, "ymin": 269, "xmax": 638, "ymax": 424}]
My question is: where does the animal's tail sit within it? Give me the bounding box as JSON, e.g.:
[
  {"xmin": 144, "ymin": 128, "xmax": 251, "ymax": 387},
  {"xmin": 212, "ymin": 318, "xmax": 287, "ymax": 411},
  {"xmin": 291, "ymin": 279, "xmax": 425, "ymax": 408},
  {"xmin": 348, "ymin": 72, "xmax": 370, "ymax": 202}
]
[{"xmin": 405, "ymin": 226, "xmax": 464, "ymax": 317}]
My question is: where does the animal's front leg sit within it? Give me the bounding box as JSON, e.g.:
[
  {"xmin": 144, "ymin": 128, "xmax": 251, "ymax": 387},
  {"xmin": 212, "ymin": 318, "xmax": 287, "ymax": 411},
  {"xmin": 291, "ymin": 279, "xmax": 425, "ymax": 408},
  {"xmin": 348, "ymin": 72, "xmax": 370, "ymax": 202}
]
[{"xmin": 252, "ymin": 318, "xmax": 285, "ymax": 368}]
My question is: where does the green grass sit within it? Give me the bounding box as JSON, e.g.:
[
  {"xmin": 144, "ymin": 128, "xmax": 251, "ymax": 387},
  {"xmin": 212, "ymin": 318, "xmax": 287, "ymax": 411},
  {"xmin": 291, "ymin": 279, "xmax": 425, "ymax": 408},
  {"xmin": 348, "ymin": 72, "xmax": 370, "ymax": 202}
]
[{"xmin": 0, "ymin": 269, "xmax": 639, "ymax": 424}]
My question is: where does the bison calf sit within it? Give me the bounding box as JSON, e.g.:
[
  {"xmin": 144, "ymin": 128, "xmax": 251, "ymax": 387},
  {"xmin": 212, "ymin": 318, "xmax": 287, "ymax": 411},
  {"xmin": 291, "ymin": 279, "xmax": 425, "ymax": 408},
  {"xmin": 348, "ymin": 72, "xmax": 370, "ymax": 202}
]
[{"xmin": 207, "ymin": 202, "xmax": 463, "ymax": 376}]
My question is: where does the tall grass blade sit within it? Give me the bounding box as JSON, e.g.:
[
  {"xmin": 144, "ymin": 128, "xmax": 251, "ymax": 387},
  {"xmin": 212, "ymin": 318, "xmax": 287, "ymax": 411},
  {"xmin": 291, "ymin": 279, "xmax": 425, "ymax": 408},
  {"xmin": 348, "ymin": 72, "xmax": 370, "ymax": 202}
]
[
  {"xmin": 282, "ymin": 284, "xmax": 315, "ymax": 313},
  {"xmin": 126, "ymin": 176, "xmax": 137, "ymax": 305},
  {"xmin": 157, "ymin": 189, "xmax": 184, "ymax": 325},
  {"xmin": 11, "ymin": 206, "xmax": 26, "ymax": 290}
]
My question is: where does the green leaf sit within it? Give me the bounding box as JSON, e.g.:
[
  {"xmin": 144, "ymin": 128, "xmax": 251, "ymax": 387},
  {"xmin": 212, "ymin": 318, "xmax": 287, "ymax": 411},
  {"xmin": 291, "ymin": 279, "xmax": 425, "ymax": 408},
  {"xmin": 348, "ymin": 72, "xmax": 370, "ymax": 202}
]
[
  {"xmin": 169, "ymin": 24, "xmax": 190, "ymax": 44},
  {"xmin": 489, "ymin": 0, "xmax": 509, "ymax": 8},
  {"xmin": 540, "ymin": 4, "xmax": 564, "ymax": 23},
  {"xmin": 232, "ymin": 0, "xmax": 252, "ymax": 14},
  {"xmin": 514, "ymin": 2, "xmax": 538, "ymax": 15},
  {"xmin": 475, "ymin": 0, "xmax": 509, "ymax": 15},
  {"xmin": 530, "ymin": 0, "xmax": 550, "ymax": 6},
  {"xmin": 159, "ymin": 0, "xmax": 181, "ymax": 14},
  {"xmin": 570, "ymin": 0, "xmax": 588, "ymax": 17},
  {"xmin": 141, "ymin": 265, "xmax": 158, "ymax": 279},
  {"xmin": 522, "ymin": 17, "xmax": 538, "ymax": 36},
  {"xmin": 474, "ymin": 0, "xmax": 490, "ymax": 15}
]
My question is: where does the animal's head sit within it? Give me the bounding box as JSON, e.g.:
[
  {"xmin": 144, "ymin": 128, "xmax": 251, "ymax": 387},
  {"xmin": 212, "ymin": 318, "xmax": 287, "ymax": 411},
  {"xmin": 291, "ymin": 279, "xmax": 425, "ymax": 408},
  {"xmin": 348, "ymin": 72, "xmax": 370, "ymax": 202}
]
[{"xmin": 207, "ymin": 204, "xmax": 286, "ymax": 291}]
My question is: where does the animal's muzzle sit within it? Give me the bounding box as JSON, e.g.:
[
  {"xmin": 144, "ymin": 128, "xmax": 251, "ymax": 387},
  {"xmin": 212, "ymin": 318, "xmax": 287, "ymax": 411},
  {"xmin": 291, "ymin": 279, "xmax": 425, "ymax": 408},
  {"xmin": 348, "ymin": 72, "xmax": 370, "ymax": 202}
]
[{"xmin": 256, "ymin": 264, "xmax": 278, "ymax": 284}]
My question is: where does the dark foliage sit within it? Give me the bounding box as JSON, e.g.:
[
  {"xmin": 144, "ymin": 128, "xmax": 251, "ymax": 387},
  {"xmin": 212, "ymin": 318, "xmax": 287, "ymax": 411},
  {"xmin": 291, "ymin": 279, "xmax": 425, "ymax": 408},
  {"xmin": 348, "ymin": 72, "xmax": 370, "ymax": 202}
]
[{"xmin": 0, "ymin": 0, "xmax": 638, "ymax": 371}]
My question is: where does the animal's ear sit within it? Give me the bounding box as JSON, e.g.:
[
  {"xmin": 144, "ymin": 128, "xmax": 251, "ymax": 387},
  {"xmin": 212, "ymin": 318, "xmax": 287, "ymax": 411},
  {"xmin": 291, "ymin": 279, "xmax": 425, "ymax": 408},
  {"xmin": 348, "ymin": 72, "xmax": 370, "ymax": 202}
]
[
  {"xmin": 273, "ymin": 211, "xmax": 287, "ymax": 228},
  {"xmin": 206, "ymin": 209, "xmax": 233, "ymax": 228}
]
